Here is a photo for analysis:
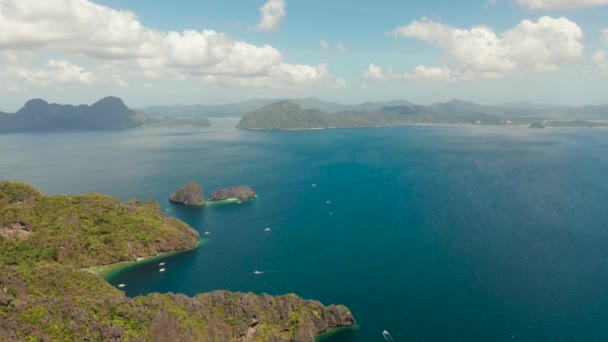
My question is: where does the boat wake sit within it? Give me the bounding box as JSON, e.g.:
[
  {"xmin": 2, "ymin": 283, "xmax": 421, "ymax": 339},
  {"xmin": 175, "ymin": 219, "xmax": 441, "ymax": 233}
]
[{"xmin": 382, "ymin": 330, "xmax": 395, "ymax": 341}]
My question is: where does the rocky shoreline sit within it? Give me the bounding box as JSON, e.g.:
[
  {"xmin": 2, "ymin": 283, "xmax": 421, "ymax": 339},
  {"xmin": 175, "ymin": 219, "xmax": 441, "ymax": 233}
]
[{"xmin": 0, "ymin": 181, "xmax": 354, "ymax": 341}]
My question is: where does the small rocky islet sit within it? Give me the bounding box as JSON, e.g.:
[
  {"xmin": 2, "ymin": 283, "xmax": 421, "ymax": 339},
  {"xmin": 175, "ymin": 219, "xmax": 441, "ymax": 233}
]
[
  {"xmin": 209, "ymin": 186, "xmax": 258, "ymax": 201},
  {"xmin": 0, "ymin": 181, "xmax": 354, "ymax": 341},
  {"xmin": 169, "ymin": 181, "xmax": 206, "ymax": 206},
  {"xmin": 169, "ymin": 181, "xmax": 258, "ymax": 206}
]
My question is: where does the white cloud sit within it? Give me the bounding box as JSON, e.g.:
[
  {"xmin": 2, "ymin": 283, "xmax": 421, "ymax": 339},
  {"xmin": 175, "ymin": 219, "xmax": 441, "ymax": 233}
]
[
  {"xmin": 384, "ymin": 16, "xmax": 584, "ymax": 81},
  {"xmin": 0, "ymin": 0, "xmax": 336, "ymax": 90},
  {"xmin": 201, "ymin": 63, "xmax": 340, "ymax": 89},
  {"xmin": 336, "ymin": 42, "xmax": 347, "ymax": 52},
  {"xmin": 594, "ymin": 50, "xmax": 608, "ymax": 73},
  {"xmin": 363, "ymin": 63, "xmax": 386, "ymax": 81},
  {"xmin": 363, "ymin": 63, "xmax": 474, "ymax": 82},
  {"xmin": 320, "ymin": 39, "xmax": 329, "ymax": 49},
  {"xmin": 18, "ymin": 60, "xmax": 94, "ymax": 86},
  {"xmin": 1, "ymin": 59, "xmax": 95, "ymax": 91},
  {"xmin": 602, "ymin": 29, "xmax": 608, "ymax": 46},
  {"xmin": 516, "ymin": 0, "xmax": 608, "ymax": 9},
  {"xmin": 255, "ymin": 0, "xmax": 286, "ymax": 32}
]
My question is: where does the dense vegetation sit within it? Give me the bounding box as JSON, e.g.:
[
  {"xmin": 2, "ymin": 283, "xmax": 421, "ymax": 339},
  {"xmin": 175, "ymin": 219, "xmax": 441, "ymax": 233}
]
[
  {"xmin": 0, "ymin": 181, "xmax": 354, "ymax": 341},
  {"xmin": 0, "ymin": 181, "xmax": 199, "ymax": 268}
]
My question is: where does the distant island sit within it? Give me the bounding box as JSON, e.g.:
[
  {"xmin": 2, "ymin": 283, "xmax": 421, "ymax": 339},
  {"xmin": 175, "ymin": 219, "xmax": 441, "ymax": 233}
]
[
  {"xmin": 0, "ymin": 181, "xmax": 354, "ymax": 341},
  {"xmin": 236, "ymin": 100, "xmax": 608, "ymax": 131},
  {"xmin": 0, "ymin": 97, "xmax": 210, "ymax": 134}
]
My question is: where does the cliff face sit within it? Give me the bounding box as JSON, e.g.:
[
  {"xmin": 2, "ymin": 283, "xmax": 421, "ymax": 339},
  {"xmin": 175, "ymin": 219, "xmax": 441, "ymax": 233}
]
[
  {"xmin": 0, "ymin": 182, "xmax": 355, "ymax": 341},
  {"xmin": 209, "ymin": 186, "xmax": 257, "ymax": 201},
  {"xmin": 169, "ymin": 182, "xmax": 206, "ymax": 206},
  {"xmin": 0, "ymin": 264, "xmax": 354, "ymax": 342}
]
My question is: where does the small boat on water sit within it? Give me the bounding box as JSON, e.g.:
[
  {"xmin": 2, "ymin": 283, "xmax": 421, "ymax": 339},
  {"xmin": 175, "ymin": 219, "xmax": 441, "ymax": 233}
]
[
  {"xmin": 382, "ymin": 330, "xmax": 394, "ymax": 341},
  {"xmin": 326, "ymin": 200, "xmax": 331, "ymax": 204},
  {"xmin": 204, "ymin": 231, "xmax": 211, "ymax": 235},
  {"xmin": 118, "ymin": 284, "xmax": 126, "ymax": 288},
  {"xmin": 264, "ymin": 227, "xmax": 271, "ymax": 232},
  {"xmin": 159, "ymin": 268, "xmax": 166, "ymax": 272},
  {"xmin": 159, "ymin": 262, "xmax": 165, "ymax": 266},
  {"xmin": 253, "ymin": 270, "xmax": 263, "ymax": 275},
  {"xmin": 312, "ymin": 184, "xmax": 317, "ymax": 188}
]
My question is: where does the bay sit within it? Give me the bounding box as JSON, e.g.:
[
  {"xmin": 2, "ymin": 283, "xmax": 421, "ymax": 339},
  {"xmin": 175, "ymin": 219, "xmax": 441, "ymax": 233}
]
[{"xmin": 1, "ymin": 120, "xmax": 608, "ymax": 341}]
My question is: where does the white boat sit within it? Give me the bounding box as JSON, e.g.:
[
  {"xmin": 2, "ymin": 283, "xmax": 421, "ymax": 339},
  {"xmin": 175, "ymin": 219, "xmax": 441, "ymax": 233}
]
[
  {"xmin": 382, "ymin": 330, "xmax": 394, "ymax": 341},
  {"xmin": 204, "ymin": 231, "xmax": 210, "ymax": 235},
  {"xmin": 326, "ymin": 200, "xmax": 331, "ymax": 204},
  {"xmin": 159, "ymin": 262, "xmax": 165, "ymax": 266},
  {"xmin": 264, "ymin": 227, "xmax": 271, "ymax": 232},
  {"xmin": 253, "ymin": 270, "xmax": 263, "ymax": 275},
  {"xmin": 118, "ymin": 284, "xmax": 126, "ymax": 288},
  {"xmin": 159, "ymin": 268, "xmax": 166, "ymax": 272}
]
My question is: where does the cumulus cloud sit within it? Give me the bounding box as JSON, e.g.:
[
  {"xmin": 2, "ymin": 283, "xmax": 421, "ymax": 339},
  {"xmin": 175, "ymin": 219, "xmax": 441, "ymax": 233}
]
[
  {"xmin": 255, "ymin": 0, "xmax": 286, "ymax": 32},
  {"xmin": 19, "ymin": 60, "xmax": 94, "ymax": 86},
  {"xmin": 363, "ymin": 63, "xmax": 474, "ymax": 82},
  {"xmin": 1, "ymin": 59, "xmax": 95, "ymax": 91},
  {"xmin": 0, "ymin": 0, "xmax": 335, "ymax": 89},
  {"xmin": 516, "ymin": 0, "xmax": 608, "ymax": 9},
  {"xmin": 380, "ymin": 16, "xmax": 584, "ymax": 81}
]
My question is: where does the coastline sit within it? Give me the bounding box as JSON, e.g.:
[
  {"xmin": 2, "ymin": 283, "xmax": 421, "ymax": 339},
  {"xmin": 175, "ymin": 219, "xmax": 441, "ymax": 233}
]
[
  {"xmin": 315, "ymin": 324, "xmax": 360, "ymax": 342},
  {"xmin": 84, "ymin": 238, "xmax": 207, "ymax": 279},
  {"xmin": 206, "ymin": 197, "xmax": 257, "ymax": 205},
  {"xmin": 239, "ymin": 122, "xmax": 608, "ymax": 131}
]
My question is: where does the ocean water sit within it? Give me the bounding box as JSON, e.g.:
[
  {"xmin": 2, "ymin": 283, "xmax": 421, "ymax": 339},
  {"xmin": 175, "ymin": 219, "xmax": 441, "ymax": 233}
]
[{"xmin": 1, "ymin": 120, "xmax": 608, "ymax": 342}]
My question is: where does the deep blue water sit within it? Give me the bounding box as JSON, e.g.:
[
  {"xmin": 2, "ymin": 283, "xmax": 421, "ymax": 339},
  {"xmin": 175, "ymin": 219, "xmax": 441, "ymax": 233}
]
[{"xmin": 1, "ymin": 121, "xmax": 608, "ymax": 341}]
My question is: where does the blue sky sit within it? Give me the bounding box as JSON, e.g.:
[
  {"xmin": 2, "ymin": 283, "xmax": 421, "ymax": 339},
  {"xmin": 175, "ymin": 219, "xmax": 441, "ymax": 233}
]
[{"xmin": 0, "ymin": 0, "xmax": 607, "ymax": 110}]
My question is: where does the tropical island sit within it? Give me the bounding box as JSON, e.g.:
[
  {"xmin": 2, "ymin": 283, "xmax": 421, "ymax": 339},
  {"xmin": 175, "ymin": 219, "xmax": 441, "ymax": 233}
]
[
  {"xmin": 0, "ymin": 97, "xmax": 210, "ymax": 134},
  {"xmin": 235, "ymin": 100, "xmax": 608, "ymax": 131},
  {"xmin": 0, "ymin": 181, "xmax": 354, "ymax": 341},
  {"xmin": 169, "ymin": 182, "xmax": 258, "ymax": 206}
]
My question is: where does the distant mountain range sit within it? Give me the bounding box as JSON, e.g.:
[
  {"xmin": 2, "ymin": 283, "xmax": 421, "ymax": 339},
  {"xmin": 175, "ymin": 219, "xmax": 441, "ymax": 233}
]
[
  {"xmin": 145, "ymin": 97, "xmax": 608, "ymax": 126},
  {"xmin": 0, "ymin": 97, "xmax": 210, "ymax": 133},
  {"xmin": 236, "ymin": 100, "xmax": 608, "ymax": 130},
  {"xmin": 142, "ymin": 98, "xmax": 415, "ymax": 118},
  {"xmin": 3, "ymin": 97, "xmax": 607, "ymax": 133}
]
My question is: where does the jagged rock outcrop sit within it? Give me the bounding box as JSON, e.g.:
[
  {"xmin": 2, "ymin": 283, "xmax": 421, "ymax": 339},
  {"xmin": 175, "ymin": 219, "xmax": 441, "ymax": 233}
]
[
  {"xmin": 169, "ymin": 182, "xmax": 206, "ymax": 206},
  {"xmin": 0, "ymin": 264, "xmax": 354, "ymax": 342},
  {"xmin": 209, "ymin": 186, "xmax": 257, "ymax": 201},
  {"xmin": 0, "ymin": 181, "xmax": 355, "ymax": 341}
]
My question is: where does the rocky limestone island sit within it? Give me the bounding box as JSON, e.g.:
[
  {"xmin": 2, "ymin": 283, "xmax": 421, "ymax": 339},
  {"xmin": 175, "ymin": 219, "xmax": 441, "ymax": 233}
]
[
  {"xmin": 169, "ymin": 181, "xmax": 206, "ymax": 206},
  {"xmin": 210, "ymin": 186, "xmax": 258, "ymax": 201},
  {"xmin": 0, "ymin": 181, "xmax": 355, "ymax": 341}
]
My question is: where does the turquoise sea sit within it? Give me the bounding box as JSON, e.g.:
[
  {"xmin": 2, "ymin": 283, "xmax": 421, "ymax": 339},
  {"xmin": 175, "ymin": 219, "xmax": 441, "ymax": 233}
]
[{"xmin": 1, "ymin": 120, "xmax": 608, "ymax": 341}]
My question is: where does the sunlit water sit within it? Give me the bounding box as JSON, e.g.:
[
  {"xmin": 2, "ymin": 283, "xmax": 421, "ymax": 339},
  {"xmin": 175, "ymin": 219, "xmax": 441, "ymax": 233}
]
[{"xmin": 2, "ymin": 120, "xmax": 608, "ymax": 341}]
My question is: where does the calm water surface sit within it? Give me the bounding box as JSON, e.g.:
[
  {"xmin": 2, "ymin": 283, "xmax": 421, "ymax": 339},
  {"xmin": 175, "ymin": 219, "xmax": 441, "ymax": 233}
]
[{"xmin": 1, "ymin": 120, "xmax": 608, "ymax": 342}]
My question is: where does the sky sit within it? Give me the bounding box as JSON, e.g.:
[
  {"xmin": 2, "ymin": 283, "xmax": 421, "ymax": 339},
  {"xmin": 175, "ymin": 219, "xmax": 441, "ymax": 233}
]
[{"xmin": 0, "ymin": 0, "xmax": 607, "ymax": 111}]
